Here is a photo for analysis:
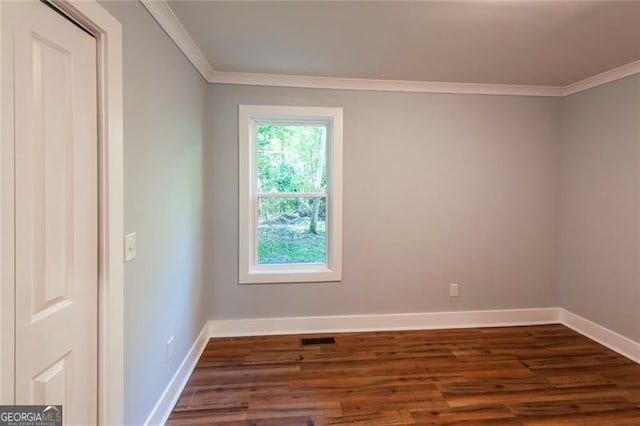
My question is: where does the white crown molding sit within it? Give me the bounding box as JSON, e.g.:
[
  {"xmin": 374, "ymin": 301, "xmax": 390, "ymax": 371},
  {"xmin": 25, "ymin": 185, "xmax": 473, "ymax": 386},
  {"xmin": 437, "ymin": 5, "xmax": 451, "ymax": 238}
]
[
  {"xmin": 140, "ymin": 0, "xmax": 213, "ymax": 80},
  {"xmin": 143, "ymin": 0, "xmax": 640, "ymax": 97},
  {"xmin": 561, "ymin": 60, "xmax": 640, "ymax": 97},
  {"xmin": 208, "ymin": 70, "xmax": 564, "ymax": 97}
]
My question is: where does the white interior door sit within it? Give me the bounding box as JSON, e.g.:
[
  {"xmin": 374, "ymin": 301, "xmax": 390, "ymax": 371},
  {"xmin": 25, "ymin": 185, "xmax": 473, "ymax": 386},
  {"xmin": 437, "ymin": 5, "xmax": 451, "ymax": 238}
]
[{"xmin": 6, "ymin": 1, "xmax": 98, "ymax": 424}]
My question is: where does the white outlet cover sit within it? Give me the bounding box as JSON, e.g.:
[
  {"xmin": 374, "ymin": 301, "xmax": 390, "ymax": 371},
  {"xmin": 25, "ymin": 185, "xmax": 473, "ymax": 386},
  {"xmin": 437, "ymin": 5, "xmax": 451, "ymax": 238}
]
[
  {"xmin": 450, "ymin": 283, "xmax": 459, "ymax": 297},
  {"xmin": 124, "ymin": 233, "xmax": 136, "ymax": 262}
]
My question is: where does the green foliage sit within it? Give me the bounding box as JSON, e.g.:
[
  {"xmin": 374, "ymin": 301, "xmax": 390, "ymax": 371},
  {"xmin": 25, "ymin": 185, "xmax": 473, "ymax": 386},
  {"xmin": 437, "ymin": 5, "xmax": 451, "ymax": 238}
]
[
  {"xmin": 256, "ymin": 124, "xmax": 328, "ymax": 264},
  {"xmin": 257, "ymin": 124, "xmax": 326, "ymax": 193},
  {"xmin": 258, "ymin": 197, "xmax": 325, "ymax": 223},
  {"xmin": 258, "ymin": 218, "xmax": 326, "ymax": 264}
]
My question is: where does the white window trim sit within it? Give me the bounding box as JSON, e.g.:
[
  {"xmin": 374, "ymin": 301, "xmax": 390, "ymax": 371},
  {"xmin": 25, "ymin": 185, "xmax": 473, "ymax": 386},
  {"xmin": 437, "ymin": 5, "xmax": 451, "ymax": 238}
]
[{"xmin": 239, "ymin": 105, "xmax": 343, "ymax": 284}]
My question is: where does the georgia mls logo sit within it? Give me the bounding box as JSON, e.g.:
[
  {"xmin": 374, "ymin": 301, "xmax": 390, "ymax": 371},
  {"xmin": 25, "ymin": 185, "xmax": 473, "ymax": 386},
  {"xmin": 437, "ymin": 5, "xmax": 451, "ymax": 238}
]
[
  {"xmin": 42, "ymin": 406, "xmax": 61, "ymax": 420},
  {"xmin": 0, "ymin": 405, "xmax": 62, "ymax": 426}
]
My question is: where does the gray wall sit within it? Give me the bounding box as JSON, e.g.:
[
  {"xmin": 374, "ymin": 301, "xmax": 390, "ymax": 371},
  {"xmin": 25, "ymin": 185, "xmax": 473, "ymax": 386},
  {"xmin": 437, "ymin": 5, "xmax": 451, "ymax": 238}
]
[
  {"xmin": 559, "ymin": 75, "xmax": 640, "ymax": 342},
  {"xmin": 98, "ymin": 2, "xmax": 208, "ymax": 424},
  {"xmin": 206, "ymin": 84, "xmax": 561, "ymax": 319},
  {"xmin": 93, "ymin": 2, "xmax": 640, "ymax": 420}
]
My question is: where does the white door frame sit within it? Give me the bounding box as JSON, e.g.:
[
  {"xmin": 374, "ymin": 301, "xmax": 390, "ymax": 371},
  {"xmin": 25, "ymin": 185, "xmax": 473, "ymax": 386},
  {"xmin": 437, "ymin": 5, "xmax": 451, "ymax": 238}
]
[{"xmin": 0, "ymin": 1, "xmax": 124, "ymax": 424}]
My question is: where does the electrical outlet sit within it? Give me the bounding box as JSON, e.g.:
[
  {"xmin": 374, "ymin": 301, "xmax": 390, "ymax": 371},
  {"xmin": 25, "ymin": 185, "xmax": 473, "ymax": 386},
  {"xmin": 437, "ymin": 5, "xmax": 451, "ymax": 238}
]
[
  {"xmin": 166, "ymin": 336, "xmax": 174, "ymax": 362},
  {"xmin": 450, "ymin": 283, "xmax": 459, "ymax": 297}
]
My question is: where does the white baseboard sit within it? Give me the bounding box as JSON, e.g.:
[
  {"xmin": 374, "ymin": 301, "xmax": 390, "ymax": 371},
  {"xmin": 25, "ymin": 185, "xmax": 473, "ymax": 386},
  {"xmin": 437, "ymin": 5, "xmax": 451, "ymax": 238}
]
[
  {"xmin": 209, "ymin": 308, "xmax": 640, "ymax": 365},
  {"xmin": 208, "ymin": 307, "xmax": 560, "ymax": 337},
  {"xmin": 145, "ymin": 307, "xmax": 640, "ymax": 425},
  {"xmin": 559, "ymin": 308, "xmax": 640, "ymax": 364},
  {"xmin": 144, "ymin": 321, "xmax": 210, "ymax": 426}
]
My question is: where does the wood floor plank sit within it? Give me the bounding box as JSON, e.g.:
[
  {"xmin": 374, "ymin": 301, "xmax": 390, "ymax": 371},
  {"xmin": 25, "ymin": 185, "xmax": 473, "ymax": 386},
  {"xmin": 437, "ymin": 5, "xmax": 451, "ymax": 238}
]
[
  {"xmin": 166, "ymin": 407, "xmax": 247, "ymax": 424},
  {"xmin": 410, "ymin": 404, "xmax": 516, "ymax": 424},
  {"xmin": 247, "ymin": 399, "xmax": 342, "ymax": 420},
  {"xmin": 507, "ymin": 395, "xmax": 638, "ymax": 416},
  {"xmin": 323, "ymin": 410, "xmax": 415, "ymax": 425},
  {"xmin": 436, "ymin": 376, "xmax": 553, "ymax": 395},
  {"xmin": 167, "ymin": 325, "xmax": 640, "ymax": 425},
  {"xmin": 445, "ymin": 386, "xmax": 632, "ymax": 408},
  {"xmin": 521, "ymin": 408, "xmax": 640, "ymax": 425},
  {"xmin": 546, "ymin": 374, "xmax": 614, "ymax": 389}
]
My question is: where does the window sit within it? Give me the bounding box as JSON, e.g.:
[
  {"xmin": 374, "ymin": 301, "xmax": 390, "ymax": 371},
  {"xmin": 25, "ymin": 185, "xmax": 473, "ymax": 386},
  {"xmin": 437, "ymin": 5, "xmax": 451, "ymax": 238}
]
[{"xmin": 239, "ymin": 105, "xmax": 343, "ymax": 284}]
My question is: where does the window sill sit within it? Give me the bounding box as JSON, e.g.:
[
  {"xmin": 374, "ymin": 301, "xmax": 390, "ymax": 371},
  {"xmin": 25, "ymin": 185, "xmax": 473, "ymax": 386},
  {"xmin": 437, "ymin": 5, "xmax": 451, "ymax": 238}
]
[{"xmin": 239, "ymin": 267, "xmax": 342, "ymax": 284}]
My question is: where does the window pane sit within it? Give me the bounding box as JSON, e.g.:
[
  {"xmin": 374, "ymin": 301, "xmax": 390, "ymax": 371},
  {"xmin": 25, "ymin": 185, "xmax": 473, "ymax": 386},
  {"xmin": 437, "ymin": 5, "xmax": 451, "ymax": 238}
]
[
  {"xmin": 258, "ymin": 197, "xmax": 327, "ymax": 265},
  {"xmin": 257, "ymin": 124, "xmax": 327, "ymax": 193}
]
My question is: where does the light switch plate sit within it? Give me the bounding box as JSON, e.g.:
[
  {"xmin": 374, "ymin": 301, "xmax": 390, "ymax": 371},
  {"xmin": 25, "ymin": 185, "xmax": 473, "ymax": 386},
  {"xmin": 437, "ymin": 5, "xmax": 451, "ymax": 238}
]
[
  {"xmin": 124, "ymin": 233, "xmax": 136, "ymax": 262},
  {"xmin": 167, "ymin": 336, "xmax": 174, "ymax": 363}
]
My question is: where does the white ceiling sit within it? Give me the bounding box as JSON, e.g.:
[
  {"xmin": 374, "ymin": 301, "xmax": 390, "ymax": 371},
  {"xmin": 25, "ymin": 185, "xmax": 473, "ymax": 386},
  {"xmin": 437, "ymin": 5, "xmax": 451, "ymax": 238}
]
[{"xmin": 165, "ymin": 1, "xmax": 640, "ymax": 87}]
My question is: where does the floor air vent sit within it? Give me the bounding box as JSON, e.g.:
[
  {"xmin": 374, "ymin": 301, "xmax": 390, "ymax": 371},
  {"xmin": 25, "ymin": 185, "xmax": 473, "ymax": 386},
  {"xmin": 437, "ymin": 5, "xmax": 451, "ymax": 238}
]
[{"xmin": 301, "ymin": 337, "xmax": 336, "ymax": 346}]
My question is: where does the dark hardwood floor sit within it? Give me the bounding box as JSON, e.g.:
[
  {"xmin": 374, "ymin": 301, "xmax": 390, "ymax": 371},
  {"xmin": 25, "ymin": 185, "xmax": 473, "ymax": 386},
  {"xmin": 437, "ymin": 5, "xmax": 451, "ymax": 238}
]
[{"xmin": 167, "ymin": 324, "xmax": 640, "ymax": 425}]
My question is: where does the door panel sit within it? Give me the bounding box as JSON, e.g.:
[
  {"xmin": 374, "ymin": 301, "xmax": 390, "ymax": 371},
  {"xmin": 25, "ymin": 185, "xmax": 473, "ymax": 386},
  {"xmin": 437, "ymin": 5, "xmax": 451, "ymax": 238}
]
[
  {"xmin": 30, "ymin": 34, "xmax": 73, "ymax": 320},
  {"xmin": 32, "ymin": 356, "xmax": 68, "ymax": 407},
  {"xmin": 9, "ymin": 1, "xmax": 98, "ymax": 424}
]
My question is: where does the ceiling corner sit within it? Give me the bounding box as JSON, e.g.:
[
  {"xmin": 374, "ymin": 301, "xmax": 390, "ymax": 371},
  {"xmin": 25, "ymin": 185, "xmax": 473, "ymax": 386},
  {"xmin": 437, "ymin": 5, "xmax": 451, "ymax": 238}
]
[
  {"xmin": 561, "ymin": 59, "xmax": 640, "ymax": 97},
  {"xmin": 140, "ymin": 0, "xmax": 213, "ymax": 80},
  {"xmin": 139, "ymin": 1, "xmax": 640, "ymax": 97}
]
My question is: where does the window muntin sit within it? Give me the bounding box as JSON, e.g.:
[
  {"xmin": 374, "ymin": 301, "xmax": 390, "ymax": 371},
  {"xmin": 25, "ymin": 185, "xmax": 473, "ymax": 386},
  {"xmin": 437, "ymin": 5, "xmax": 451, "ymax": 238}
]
[{"xmin": 239, "ymin": 106, "xmax": 342, "ymax": 284}]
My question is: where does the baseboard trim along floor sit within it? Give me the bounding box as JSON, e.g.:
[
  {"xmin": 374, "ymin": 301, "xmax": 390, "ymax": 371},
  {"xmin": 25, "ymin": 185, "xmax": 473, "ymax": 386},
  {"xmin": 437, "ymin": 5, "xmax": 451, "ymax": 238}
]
[
  {"xmin": 207, "ymin": 308, "xmax": 559, "ymax": 337},
  {"xmin": 146, "ymin": 307, "xmax": 640, "ymax": 425},
  {"xmin": 559, "ymin": 308, "xmax": 640, "ymax": 364},
  {"xmin": 144, "ymin": 322, "xmax": 210, "ymax": 426}
]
